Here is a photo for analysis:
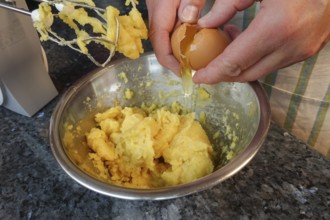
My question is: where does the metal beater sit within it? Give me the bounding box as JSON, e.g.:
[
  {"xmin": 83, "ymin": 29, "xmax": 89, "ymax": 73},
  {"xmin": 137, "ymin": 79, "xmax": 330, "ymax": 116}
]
[{"xmin": 0, "ymin": 0, "xmax": 140, "ymax": 67}]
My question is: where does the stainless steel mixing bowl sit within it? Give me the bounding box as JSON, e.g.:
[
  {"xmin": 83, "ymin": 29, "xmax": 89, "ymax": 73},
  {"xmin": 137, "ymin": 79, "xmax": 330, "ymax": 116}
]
[{"xmin": 49, "ymin": 52, "xmax": 271, "ymax": 200}]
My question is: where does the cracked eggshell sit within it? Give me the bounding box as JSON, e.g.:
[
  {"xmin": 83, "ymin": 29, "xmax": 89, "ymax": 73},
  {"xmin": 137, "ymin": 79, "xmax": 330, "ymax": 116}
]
[
  {"xmin": 170, "ymin": 23, "xmax": 190, "ymax": 63},
  {"xmin": 171, "ymin": 23, "xmax": 230, "ymax": 70}
]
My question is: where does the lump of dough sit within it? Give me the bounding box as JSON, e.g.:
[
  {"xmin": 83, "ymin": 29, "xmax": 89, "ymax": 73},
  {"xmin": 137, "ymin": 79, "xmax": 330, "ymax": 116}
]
[{"xmin": 85, "ymin": 106, "xmax": 214, "ymax": 188}]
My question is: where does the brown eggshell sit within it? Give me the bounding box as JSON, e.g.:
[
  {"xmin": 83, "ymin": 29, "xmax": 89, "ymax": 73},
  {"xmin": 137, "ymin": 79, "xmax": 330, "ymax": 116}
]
[
  {"xmin": 171, "ymin": 24, "xmax": 186, "ymax": 63},
  {"xmin": 171, "ymin": 23, "xmax": 230, "ymax": 70},
  {"xmin": 171, "ymin": 23, "xmax": 197, "ymax": 64},
  {"xmin": 171, "ymin": 26, "xmax": 186, "ymax": 61},
  {"xmin": 188, "ymin": 28, "xmax": 230, "ymax": 70}
]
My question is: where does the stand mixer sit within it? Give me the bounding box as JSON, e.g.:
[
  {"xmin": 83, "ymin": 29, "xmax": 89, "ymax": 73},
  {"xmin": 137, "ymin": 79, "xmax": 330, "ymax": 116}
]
[{"xmin": 0, "ymin": 0, "xmax": 58, "ymax": 117}]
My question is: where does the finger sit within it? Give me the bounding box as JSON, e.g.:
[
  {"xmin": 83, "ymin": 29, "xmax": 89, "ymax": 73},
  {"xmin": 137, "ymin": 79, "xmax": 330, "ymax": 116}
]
[
  {"xmin": 198, "ymin": 0, "xmax": 255, "ymax": 28},
  {"xmin": 149, "ymin": 0, "xmax": 181, "ymax": 74},
  {"xmin": 223, "ymin": 24, "xmax": 241, "ymax": 40},
  {"xmin": 232, "ymin": 45, "xmax": 310, "ymax": 83},
  {"xmin": 150, "ymin": 30, "xmax": 181, "ymax": 75},
  {"xmin": 193, "ymin": 44, "xmax": 292, "ymax": 84},
  {"xmin": 193, "ymin": 10, "xmax": 285, "ymax": 83},
  {"xmin": 178, "ymin": 0, "xmax": 207, "ymax": 23},
  {"xmin": 145, "ymin": 0, "xmax": 155, "ymax": 27},
  {"xmin": 149, "ymin": 0, "xmax": 179, "ymax": 33},
  {"xmin": 220, "ymin": 53, "xmax": 284, "ymax": 83}
]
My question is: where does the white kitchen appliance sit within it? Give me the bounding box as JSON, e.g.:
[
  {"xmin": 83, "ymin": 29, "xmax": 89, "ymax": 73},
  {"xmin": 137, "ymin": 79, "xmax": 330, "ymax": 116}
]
[{"xmin": 0, "ymin": 0, "xmax": 58, "ymax": 117}]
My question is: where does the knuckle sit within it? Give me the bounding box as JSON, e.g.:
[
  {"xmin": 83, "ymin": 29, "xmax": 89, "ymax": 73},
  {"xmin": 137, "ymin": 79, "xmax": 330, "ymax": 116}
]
[{"xmin": 298, "ymin": 45, "xmax": 320, "ymax": 60}]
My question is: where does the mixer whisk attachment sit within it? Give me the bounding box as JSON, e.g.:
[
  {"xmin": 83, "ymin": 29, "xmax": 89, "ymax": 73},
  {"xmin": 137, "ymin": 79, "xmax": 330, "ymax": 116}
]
[
  {"xmin": 33, "ymin": 0, "xmax": 148, "ymax": 67},
  {"xmin": 0, "ymin": 0, "xmax": 148, "ymax": 67}
]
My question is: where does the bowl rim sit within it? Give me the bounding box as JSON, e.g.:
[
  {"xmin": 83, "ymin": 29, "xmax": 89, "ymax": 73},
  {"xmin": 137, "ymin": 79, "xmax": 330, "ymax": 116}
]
[{"xmin": 49, "ymin": 52, "xmax": 271, "ymax": 200}]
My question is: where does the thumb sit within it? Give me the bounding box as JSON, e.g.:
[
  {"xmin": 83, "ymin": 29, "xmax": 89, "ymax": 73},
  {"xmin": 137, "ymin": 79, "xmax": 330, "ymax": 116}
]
[{"xmin": 178, "ymin": 0, "xmax": 207, "ymax": 24}]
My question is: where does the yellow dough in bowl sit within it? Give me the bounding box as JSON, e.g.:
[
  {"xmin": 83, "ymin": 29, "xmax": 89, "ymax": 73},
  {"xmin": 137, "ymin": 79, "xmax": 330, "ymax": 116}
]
[{"xmin": 85, "ymin": 106, "xmax": 214, "ymax": 188}]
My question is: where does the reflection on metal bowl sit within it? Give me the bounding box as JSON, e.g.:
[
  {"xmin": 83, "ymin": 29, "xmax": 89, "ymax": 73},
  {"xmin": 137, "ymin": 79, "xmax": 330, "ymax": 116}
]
[{"xmin": 49, "ymin": 52, "xmax": 271, "ymax": 200}]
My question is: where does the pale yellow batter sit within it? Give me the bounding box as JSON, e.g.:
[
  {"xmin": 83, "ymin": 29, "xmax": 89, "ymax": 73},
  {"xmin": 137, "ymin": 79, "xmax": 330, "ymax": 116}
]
[{"xmin": 85, "ymin": 106, "xmax": 214, "ymax": 188}]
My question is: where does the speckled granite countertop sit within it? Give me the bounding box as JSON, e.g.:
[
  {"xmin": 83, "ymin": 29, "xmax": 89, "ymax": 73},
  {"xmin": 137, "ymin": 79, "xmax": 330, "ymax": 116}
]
[{"xmin": 1, "ymin": 1, "xmax": 329, "ymax": 219}]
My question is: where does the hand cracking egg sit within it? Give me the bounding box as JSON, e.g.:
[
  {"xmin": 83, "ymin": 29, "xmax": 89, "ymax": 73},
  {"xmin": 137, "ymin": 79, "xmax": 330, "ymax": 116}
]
[{"xmin": 171, "ymin": 23, "xmax": 230, "ymax": 70}]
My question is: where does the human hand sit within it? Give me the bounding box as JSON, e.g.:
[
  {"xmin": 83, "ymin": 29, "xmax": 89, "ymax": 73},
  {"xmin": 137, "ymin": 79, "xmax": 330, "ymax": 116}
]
[
  {"xmin": 147, "ymin": 0, "xmax": 330, "ymax": 84},
  {"xmin": 193, "ymin": 0, "xmax": 330, "ymax": 83},
  {"xmin": 146, "ymin": 0, "xmax": 207, "ymax": 75}
]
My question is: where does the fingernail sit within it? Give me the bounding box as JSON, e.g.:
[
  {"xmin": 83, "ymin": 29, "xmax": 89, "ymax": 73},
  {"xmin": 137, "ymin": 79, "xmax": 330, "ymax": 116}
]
[
  {"xmin": 222, "ymin": 60, "xmax": 241, "ymax": 76},
  {"xmin": 181, "ymin": 5, "xmax": 199, "ymax": 23}
]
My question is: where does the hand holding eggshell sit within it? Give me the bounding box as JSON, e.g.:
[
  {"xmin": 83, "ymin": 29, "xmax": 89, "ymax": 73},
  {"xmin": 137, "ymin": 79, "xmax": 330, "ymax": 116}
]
[
  {"xmin": 193, "ymin": 0, "xmax": 330, "ymax": 84},
  {"xmin": 147, "ymin": 0, "xmax": 330, "ymax": 84}
]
